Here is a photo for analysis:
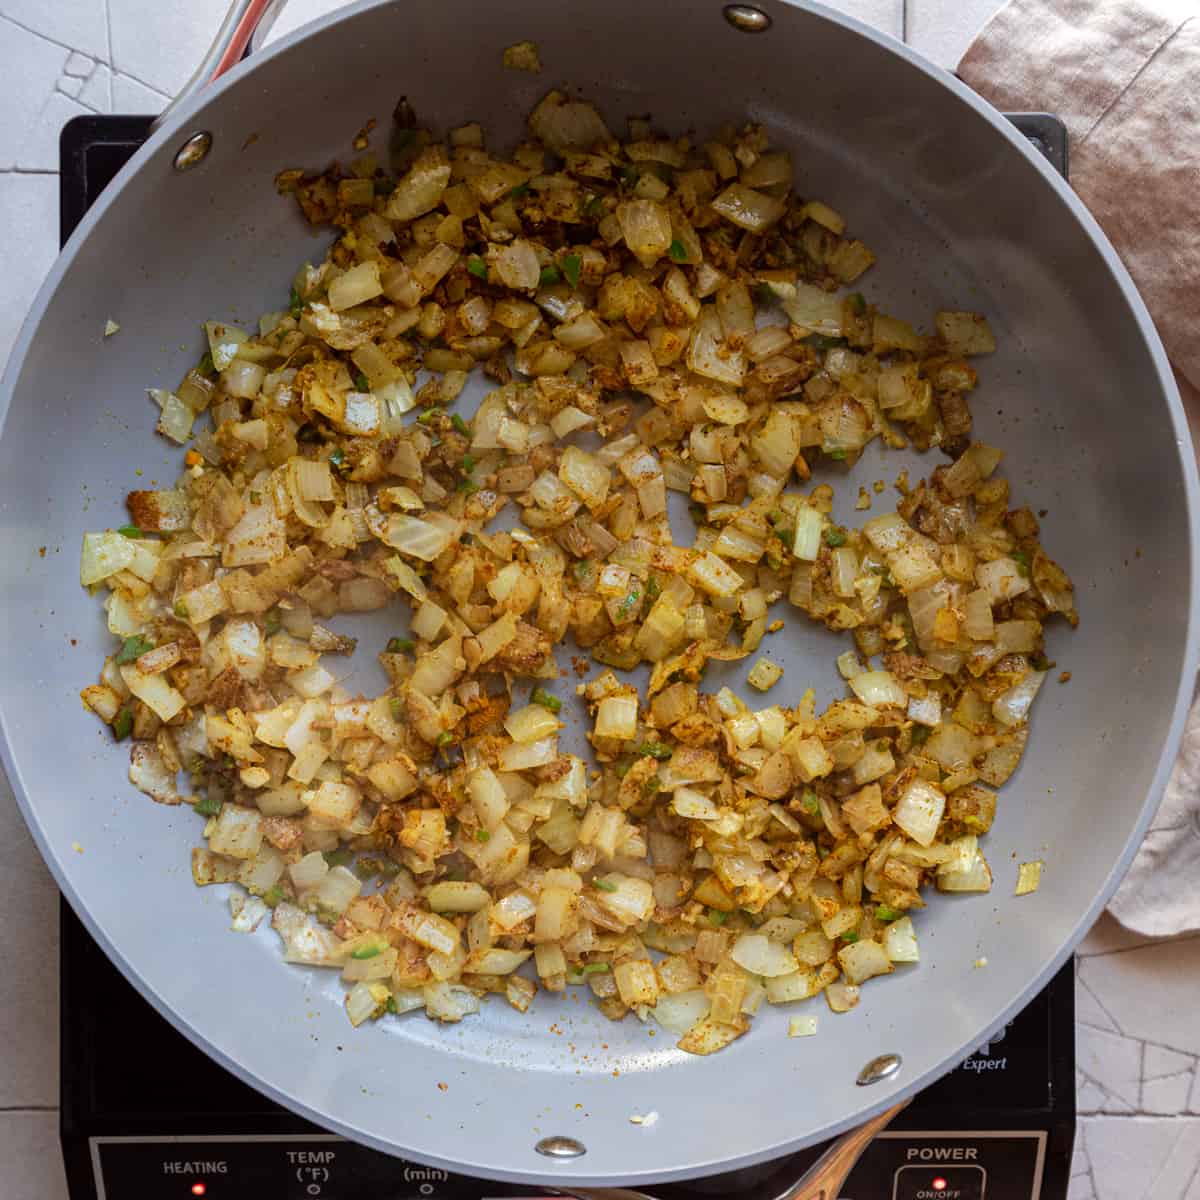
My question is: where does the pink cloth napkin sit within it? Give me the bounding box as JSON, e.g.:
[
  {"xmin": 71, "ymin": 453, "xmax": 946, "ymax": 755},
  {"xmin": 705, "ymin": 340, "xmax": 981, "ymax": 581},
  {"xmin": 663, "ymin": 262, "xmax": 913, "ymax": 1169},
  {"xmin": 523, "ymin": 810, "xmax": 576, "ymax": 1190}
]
[{"xmin": 959, "ymin": 0, "xmax": 1200, "ymax": 937}]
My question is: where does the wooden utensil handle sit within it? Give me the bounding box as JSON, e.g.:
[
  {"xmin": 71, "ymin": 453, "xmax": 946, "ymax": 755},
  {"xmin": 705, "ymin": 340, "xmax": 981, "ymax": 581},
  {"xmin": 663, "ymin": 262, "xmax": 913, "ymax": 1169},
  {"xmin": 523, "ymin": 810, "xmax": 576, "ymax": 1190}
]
[{"xmin": 555, "ymin": 1101, "xmax": 908, "ymax": 1200}]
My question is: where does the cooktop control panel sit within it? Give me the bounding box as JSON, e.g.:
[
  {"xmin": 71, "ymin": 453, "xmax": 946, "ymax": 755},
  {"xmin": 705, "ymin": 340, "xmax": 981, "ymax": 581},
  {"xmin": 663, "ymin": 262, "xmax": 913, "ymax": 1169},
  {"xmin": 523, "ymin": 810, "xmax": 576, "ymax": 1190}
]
[
  {"xmin": 852, "ymin": 1132, "xmax": 1045, "ymax": 1200},
  {"xmin": 88, "ymin": 1131, "xmax": 1045, "ymax": 1200}
]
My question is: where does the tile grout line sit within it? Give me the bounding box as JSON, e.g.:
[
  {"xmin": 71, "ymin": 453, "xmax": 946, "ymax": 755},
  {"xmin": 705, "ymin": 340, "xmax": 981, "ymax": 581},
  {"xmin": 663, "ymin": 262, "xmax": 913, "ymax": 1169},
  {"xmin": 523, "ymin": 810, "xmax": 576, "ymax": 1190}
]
[
  {"xmin": 0, "ymin": 1105, "xmax": 57, "ymax": 1113},
  {"xmin": 0, "ymin": 11, "xmax": 81, "ymax": 60},
  {"xmin": 1076, "ymin": 972, "xmax": 1126, "ymax": 1037},
  {"xmin": 0, "ymin": 168, "xmax": 59, "ymax": 176},
  {"xmin": 104, "ymin": 0, "xmax": 114, "ymax": 110},
  {"xmin": 0, "ymin": 10, "xmax": 172, "ymax": 106},
  {"xmin": 1181, "ymin": 1153, "xmax": 1200, "ymax": 1199},
  {"xmin": 1076, "ymin": 1064, "xmax": 1137, "ymax": 1115}
]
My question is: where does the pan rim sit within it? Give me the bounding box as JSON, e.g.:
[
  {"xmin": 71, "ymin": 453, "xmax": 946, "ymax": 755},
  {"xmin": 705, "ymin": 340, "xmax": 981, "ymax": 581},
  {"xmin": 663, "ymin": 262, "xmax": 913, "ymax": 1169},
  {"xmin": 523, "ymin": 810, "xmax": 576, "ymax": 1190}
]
[{"xmin": 2, "ymin": 0, "xmax": 1197, "ymax": 1184}]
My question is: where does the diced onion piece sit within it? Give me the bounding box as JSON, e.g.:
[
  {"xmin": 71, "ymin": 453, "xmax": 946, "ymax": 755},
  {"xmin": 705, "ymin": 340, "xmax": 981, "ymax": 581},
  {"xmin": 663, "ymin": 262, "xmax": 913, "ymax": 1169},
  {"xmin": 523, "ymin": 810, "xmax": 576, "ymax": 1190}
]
[
  {"xmin": 120, "ymin": 664, "xmax": 186, "ymax": 723},
  {"xmin": 792, "ymin": 508, "xmax": 824, "ymax": 562},
  {"xmin": 687, "ymin": 551, "xmax": 744, "ymax": 597},
  {"xmin": 711, "ymin": 182, "xmax": 786, "ymax": 233},
  {"xmin": 789, "ymin": 1015, "xmax": 818, "ymax": 1038},
  {"xmin": 635, "ymin": 597, "xmax": 686, "ymax": 662},
  {"xmin": 937, "ymin": 847, "xmax": 994, "ymax": 893},
  {"xmin": 315, "ymin": 865, "xmax": 362, "ymax": 915},
  {"xmin": 963, "ymin": 589, "xmax": 994, "ymax": 640},
  {"xmin": 592, "ymin": 874, "xmax": 655, "ymax": 925},
  {"xmin": 936, "ymin": 310, "xmax": 996, "ymax": 356},
  {"xmin": 505, "ymin": 704, "xmax": 561, "ymax": 743},
  {"xmin": 747, "ymin": 659, "xmax": 783, "ymax": 692},
  {"xmin": 467, "ymin": 768, "xmax": 509, "ymax": 835},
  {"xmin": 154, "ymin": 391, "xmax": 195, "ymax": 443},
  {"xmin": 205, "ymin": 321, "xmax": 247, "ymax": 370},
  {"xmin": 782, "ymin": 283, "xmax": 843, "ymax": 335},
  {"xmin": 849, "ymin": 670, "xmax": 906, "ymax": 708},
  {"xmin": 424, "ymin": 878, "xmax": 494, "ymax": 912},
  {"xmin": 731, "ymin": 933, "xmax": 799, "ymax": 978},
  {"xmin": 382, "ymin": 515, "xmax": 454, "ymax": 561},
  {"xmin": 554, "ymin": 311, "xmax": 608, "ymax": 351},
  {"xmin": 491, "ymin": 889, "xmax": 537, "ymax": 931},
  {"xmin": 1015, "ymin": 860, "xmax": 1043, "ymax": 896},
  {"xmin": 328, "ymin": 261, "xmax": 384, "ymax": 311},
  {"xmin": 687, "ymin": 305, "xmax": 745, "ymax": 386},
  {"xmin": 837, "ymin": 939, "xmax": 893, "ymax": 985},
  {"xmin": 528, "ymin": 91, "xmax": 611, "ymax": 154},
  {"xmin": 594, "ymin": 695, "xmax": 637, "ymax": 741},
  {"xmin": 345, "ymin": 981, "xmax": 389, "ymax": 1026},
  {"xmin": 558, "ymin": 446, "xmax": 611, "ymax": 509},
  {"xmin": 671, "ymin": 788, "xmax": 720, "ymax": 820},
  {"xmin": 422, "ymin": 982, "xmax": 481, "ymax": 1023},
  {"xmin": 616, "ymin": 199, "xmax": 672, "ymax": 266},
  {"xmin": 995, "ymin": 619, "xmax": 1040, "ymax": 654},
  {"xmin": 825, "ymin": 980, "xmax": 860, "ymax": 1013},
  {"xmin": 550, "ymin": 405, "xmax": 595, "ymax": 438},
  {"xmin": 888, "ymin": 542, "xmax": 942, "ymax": 593},
  {"xmin": 614, "ymin": 959, "xmax": 660, "ymax": 1006},
  {"xmin": 893, "ymin": 779, "xmax": 946, "ymax": 847},
  {"xmin": 377, "ymin": 378, "xmax": 417, "ymax": 433},
  {"xmin": 409, "ymin": 635, "xmax": 463, "ymax": 698},
  {"xmin": 494, "ymin": 238, "xmax": 541, "ymax": 289},
  {"xmin": 882, "ymin": 916, "xmax": 920, "ymax": 963},
  {"xmin": 993, "ymin": 670, "xmax": 1046, "ymax": 727},
  {"xmin": 765, "ymin": 969, "xmax": 819, "ymax": 1004},
  {"xmin": 272, "ymin": 902, "xmax": 341, "ymax": 965},
  {"xmin": 385, "ymin": 150, "xmax": 452, "ymax": 221},
  {"xmin": 410, "ymin": 598, "xmax": 446, "ymax": 641},
  {"xmin": 499, "ymin": 736, "xmax": 558, "ymax": 771},
  {"xmin": 208, "ymin": 804, "xmax": 263, "ymax": 860},
  {"xmin": 80, "ymin": 531, "xmax": 136, "ymax": 585},
  {"xmin": 924, "ymin": 722, "xmax": 979, "ymax": 771},
  {"xmin": 650, "ymin": 988, "xmax": 712, "ymax": 1034},
  {"xmin": 976, "ymin": 558, "xmax": 1030, "ymax": 604}
]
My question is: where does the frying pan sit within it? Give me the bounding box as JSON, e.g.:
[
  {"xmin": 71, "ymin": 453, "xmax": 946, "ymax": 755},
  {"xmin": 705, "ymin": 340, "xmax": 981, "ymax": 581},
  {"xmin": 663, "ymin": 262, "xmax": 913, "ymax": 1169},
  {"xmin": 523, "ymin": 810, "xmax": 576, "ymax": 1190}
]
[{"xmin": 1, "ymin": 0, "xmax": 1197, "ymax": 1189}]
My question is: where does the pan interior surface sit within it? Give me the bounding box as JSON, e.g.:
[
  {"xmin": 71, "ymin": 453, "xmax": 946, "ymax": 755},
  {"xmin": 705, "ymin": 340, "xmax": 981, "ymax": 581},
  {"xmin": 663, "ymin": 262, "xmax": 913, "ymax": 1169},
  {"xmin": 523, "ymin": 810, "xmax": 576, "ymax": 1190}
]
[{"xmin": 0, "ymin": 0, "xmax": 1194, "ymax": 1185}]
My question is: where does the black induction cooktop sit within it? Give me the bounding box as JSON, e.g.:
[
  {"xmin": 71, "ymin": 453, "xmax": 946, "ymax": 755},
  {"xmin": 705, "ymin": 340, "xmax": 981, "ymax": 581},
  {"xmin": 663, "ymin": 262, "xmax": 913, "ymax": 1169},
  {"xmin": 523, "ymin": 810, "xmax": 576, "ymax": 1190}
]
[{"xmin": 57, "ymin": 112, "xmax": 1075, "ymax": 1200}]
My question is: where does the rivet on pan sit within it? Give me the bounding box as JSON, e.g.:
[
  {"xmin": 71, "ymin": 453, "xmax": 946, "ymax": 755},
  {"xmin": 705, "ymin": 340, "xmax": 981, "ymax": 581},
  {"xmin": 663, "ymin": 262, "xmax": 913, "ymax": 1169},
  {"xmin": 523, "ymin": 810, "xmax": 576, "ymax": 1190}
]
[
  {"xmin": 174, "ymin": 131, "xmax": 213, "ymax": 172},
  {"xmin": 857, "ymin": 1053, "xmax": 902, "ymax": 1086},
  {"xmin": 535, "ymin": 1135, "xmax": 587, "ymax": 1159},
  {"xmin": 723, "ymin": 4, "xmax": 772, "ymax": 32}
]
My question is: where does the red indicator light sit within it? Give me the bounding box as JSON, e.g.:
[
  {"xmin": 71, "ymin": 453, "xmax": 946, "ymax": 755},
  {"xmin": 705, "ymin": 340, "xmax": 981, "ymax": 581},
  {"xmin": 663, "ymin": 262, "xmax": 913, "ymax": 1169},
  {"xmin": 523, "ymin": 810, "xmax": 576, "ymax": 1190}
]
[
  {"xmin": 191, "ymin": 1185, "xmax": 206, "ymax": 1197},
  {"xmin": 932, "ymin": 1177, "xmax": 948, "ymax": 1191}
]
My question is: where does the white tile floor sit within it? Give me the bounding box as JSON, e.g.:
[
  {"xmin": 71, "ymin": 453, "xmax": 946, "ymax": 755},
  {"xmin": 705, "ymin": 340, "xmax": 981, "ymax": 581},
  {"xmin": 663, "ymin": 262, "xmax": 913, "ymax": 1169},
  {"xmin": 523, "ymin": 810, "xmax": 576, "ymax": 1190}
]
[{"xmin": 3, "ymin": 2, "xmax": 1200, "ymax": 1199}]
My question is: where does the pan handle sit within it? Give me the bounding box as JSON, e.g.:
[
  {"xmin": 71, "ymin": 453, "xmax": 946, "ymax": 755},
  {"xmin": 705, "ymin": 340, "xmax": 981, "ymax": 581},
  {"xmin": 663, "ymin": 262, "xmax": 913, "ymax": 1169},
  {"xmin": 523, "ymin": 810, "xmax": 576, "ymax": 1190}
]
[
  {"xmin": 149, "ymin": 0, "xmax": 288, "ymax": 132},
  {"xmin": 552, "ymin": 1101, "xmax": 907, "ymax": 1200}
]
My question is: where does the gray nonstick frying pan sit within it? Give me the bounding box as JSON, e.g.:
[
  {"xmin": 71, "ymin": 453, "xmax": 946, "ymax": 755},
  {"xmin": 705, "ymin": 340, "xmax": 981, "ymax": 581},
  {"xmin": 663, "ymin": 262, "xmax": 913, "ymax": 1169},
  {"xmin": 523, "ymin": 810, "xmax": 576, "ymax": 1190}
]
[{"xmin": 0, "ymin": 0, "xmax": 1196, "ymax": 1189}]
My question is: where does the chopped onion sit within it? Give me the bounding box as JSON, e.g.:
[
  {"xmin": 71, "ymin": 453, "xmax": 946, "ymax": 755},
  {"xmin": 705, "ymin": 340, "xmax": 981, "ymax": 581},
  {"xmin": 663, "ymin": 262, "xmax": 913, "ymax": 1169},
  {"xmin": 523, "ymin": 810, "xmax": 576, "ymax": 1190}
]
[
  {"xmin": 837, "ymin": 939, "xmax": 893, "ymax": 985},
  {"xmin": 993, "ymin": 670, "xmax": 1046, "ymax": 727},
  {"xmin": 893, "ymin": 779, "xmax": 946, "ymax": 847},
  {"xmin": 849, "ymin": 670, "xmax": 906, "ymax": 708},
  {"xmin": 731, "ymin": 933, "xmax": 799, "ymax": 978},
  {"xmin": 382, "ymin": 514, "xmax": 454, "ymax": 561},
  {"xmin": 711, "ymin": 182, "xmax": 786, "ymax": 232},
  {"xmin": 651, "ymin": 988, "xmax": 712, "ymax": 1034}
]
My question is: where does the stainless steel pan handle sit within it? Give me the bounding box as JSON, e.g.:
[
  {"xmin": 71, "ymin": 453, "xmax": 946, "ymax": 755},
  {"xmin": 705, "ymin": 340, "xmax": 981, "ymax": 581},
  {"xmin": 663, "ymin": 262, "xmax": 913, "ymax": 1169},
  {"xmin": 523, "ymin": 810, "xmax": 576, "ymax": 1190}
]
[
  {"xmin": 554, "ymin": 1102, "xmax": 907, "ymax": 1200},
  {"xmin": 150, "ymin": 0, "xmax": 289, "ymax": 131}
]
